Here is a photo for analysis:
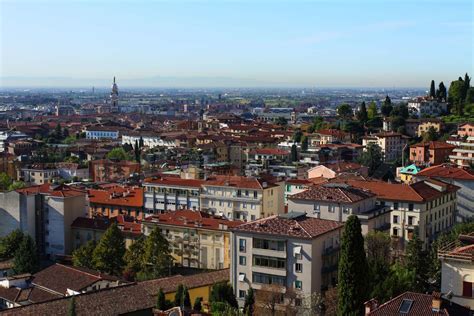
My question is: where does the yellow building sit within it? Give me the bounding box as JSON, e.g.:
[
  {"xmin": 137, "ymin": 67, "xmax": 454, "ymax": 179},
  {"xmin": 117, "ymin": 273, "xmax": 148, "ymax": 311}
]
[
  {"xmin": 417, "ymin": 120, "xmax": 442, "ymax": 137},
  {"xmin": 142, "ymin": 210, "xmax": 242, "ymax": 270}
]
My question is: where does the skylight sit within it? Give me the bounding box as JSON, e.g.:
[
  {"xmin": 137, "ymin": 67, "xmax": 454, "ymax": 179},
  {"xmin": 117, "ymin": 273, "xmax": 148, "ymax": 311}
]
[{"xmin": 399, "ymin": 299, "xmax": 414, "ymax": 314}]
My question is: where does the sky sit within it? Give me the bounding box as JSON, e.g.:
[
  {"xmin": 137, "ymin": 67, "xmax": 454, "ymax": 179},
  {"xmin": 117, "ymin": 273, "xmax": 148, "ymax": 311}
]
[{"xmin": 0, "ymin": 0, "xmax": 473, "ymax": 88}]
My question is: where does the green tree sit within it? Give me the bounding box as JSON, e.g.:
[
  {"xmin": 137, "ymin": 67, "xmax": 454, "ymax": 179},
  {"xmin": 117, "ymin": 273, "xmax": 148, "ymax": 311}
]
[
  {"xmin": 92, "ymin": 223, "xmax": 125, "ymax": 276},
  {"xmin": 311, "ymin": 116, "xmax": 327, "ymax": 131},
  {"xmin": 67, "ymin": 296, "xmax": 77, "ymax": 316},
  {"xmin": 156, "ymin": 288, "xmax": 166, "ymax": 310},
  {"xmin": 422, "ymin": 126, "xmax": 439, "ymax": 142},
  {"xmin": 337, "ymin": 103, "xmax": 353, "ymax": 120},
  {"xmin": 72, "ymin": 240, "xmax": 96, "ymax": 269},
  {"xmin": 356, "ymin": 101, "xmax": 368, "ymax": 124},
  {"xmin": 183, "ymin": 286, "xmax": 191, "ymax": 309},
  {"xmin": 462, "ymin": 73, "xmax": 471, "ymax": 101},
  {"xmin": 358, "ymin": 143, "xmax": 383, "ymax": 176},
  {"xmin": 275, "ymin": 117, "xmax": 287, "ymax": 126},
  {"xmin": 293, "ymin": 129, "xmax": 303, "ymax": 142},
  {"xmin": 106, "ymin": 147, "xmax": 132, "ymax": 161},
  {"xmin": 405, "ymin": 234, "xmax": 429, "ymax": 293},
  {"xmin": 210, "ymin": 282, "xmax": 238, "ymax": 308},
  {"xmin": 465, "ymin": 87, "xmax": 474, "ymax": 104},
  {"xmin": 381, "ymin": 96, "xmax": 393, "ymax": 117},
  {"xmin": 367, "ymin": 101, "xmax": 378, "ymax": 120},
  {"xmin": 429, "ymin": 80, "xmax": 436, "ymax": 98},
  {"xmin": 54, "ymin": 123, "xmax": 63, "ymax": 140},
  {"xmin": 365, "ymin": 231, "xmax": 391, "ymax": 300},
  {"xmin": 174, "ymin": 284, "xmax": 185, "ymax": 307},
  {"xmin": 301, "ymin": 135, "xmax": 309, "ymax": 151},
  {"xmin": 243, "ymin": 287, "xmax": 255, "ymax": 316},
  {"xmin": 9, "ymin": 181, "xmax": 25, "ymax": 191},
  {"xmin": 338, "ymin": 215, "xmax": 369, "ymax": 316},
  {"xmin": 437, "ymin": 81, "xmax": 447, "ymax": 101},
  {"xmin": 124, "ymin": 235, "xmax": 145, "ymax": 275},
  {"xmin": 448, "ymin": 79, "xmax": 466, "ymax": 115},
  {"xmin": 139, "ymin": 136, "xmax": 144, "ymax": 148},
  {"xmin": 193, "ymin": 297, "xmax": 203, "ymax": 312},
  {"xmin": 0, "ymin": 173, "xmax": 11, "ymax": 191},
  {"xmin": 290, "ymin": 144, "xmax": 298, "ymax": 162},
  {"xmin": 0, "ymin": 229, "xmax": 25, "ymax": 259},
  {"xmin": 134, "ymin": 140, "xmax": 141, "ymax": 163},
  {"xmin": 13, "ymin": 235, "xmax": 39, "ymax": 274},
  {"xmin": 375, "ymin": 262, "xmax": 415, "ymax": 303},
  {"xmin": 139, "ymin": 227, "xmax": 172, "ymax": 280}
]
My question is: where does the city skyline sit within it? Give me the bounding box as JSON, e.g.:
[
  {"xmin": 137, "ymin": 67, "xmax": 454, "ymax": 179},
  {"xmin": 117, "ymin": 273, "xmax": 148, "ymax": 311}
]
[{"xmin": 1, "ymin": 0, "xmax": 473, "ymax": 88}]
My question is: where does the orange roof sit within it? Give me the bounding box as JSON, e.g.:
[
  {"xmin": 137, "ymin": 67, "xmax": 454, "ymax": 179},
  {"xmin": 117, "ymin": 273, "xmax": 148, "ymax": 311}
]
[
  {"xmin": 144, "ymin": 209, "xmax": 242, "ymax": 231},
  {"xmin": 417, "ymin": 164, "xmax": 474, "ymax": 181},
  {"xmin": 17, "ymin": 184, "xmax": 85, "ymax": 198},
  {"xmin": 250, "ymin": 148, "xmax": 289, "ymax": 156},
  {"xmin": 143, "ymin": 177, "xmax": 204, "ymax": 188},
  {"xmin": 204, "ymin": 175, "xmax": 277, "ymax": 189},
  {"xmin": 88, "ymin": 186, "xmax": 144, "ymax": 208},
  {"xmin": 410, "ymin": 141, "xmax": 456, "ymax": 150}
]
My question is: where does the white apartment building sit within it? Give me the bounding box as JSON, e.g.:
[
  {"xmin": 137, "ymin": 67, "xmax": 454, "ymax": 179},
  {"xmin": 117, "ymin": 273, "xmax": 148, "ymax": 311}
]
[
  {"xmin": 142, "ymin": 176, "xmax": 203, "ymax": 213},
  {"xmin": 121, "ymin": 132, "xmax": 177, "ymax": 149},
  {"xmin": 85, "ymin": 127, "xmax": 120, "ymax": 140},
  {"xmin": 408, "ymin": 98, "xmax": 448, "ymax": 117},
  {"xmin": 362, "ymin": 132, "xmax": 409, "ymax": 162},
  {"xmin": 438, "ymin": 233, "xmax": 474, "ymax": 310},
  {"xmin": 19, "ymin": 165, "xmax": 59, "ymax": 185},
  {"xmin": 345, "ymin": 179, "xmax": 459, "ymax": 248},
  {"xmin": 447, "ymin": 136, "xmax": 474, "ymax": 168},
  {"xmin": 230, "ymin": 212, "xmax": 343, "ymax": 309},
  {"xmin": 200, "ymin": 176, "xmax": 284, "ymax": 222},
  {"xmin": 288, "ymin": 183, "xmax": 391, "ymax": 235}
]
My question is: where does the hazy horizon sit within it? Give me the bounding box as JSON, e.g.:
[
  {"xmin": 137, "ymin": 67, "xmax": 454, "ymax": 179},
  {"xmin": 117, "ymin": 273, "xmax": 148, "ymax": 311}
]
[{"xmin": 1, "ymin": 0, "xmax": 473, "ymax": 88}]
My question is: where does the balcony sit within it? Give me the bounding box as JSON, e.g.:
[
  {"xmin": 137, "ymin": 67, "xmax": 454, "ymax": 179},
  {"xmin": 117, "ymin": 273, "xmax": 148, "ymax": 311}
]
[{"xmin": 200, "ymin": 194, "xmax": 262, "ymax": 203}]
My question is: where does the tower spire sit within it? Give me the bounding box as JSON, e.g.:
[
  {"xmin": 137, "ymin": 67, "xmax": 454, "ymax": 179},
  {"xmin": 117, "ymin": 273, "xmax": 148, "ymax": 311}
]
[{"xmin": 113, "ymin": 76, "xmax": 116, "ymax": 84}]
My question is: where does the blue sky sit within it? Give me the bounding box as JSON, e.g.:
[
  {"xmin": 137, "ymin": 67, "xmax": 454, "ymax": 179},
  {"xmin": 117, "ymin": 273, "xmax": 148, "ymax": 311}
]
[{"xmin": 1, "ymin": 0, "xmax": 473, "ymax": 87}]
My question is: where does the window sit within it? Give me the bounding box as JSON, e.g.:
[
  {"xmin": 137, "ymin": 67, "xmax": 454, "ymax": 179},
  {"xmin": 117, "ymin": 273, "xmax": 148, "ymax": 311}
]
[
  {"xmin": 408, "ymin": 216, "xmax": 414, "ymax": 226},
  {"xmin": 252, "ymin": 272, "xmax": 286, "ymax": 286},
  {"xmin": 463, "ymin": 281, "xmax": 473, "ymax": 297},
  {"xmin": 408, "ymin": 203, "xmax": 414, "ymax": 211},
  {"xmin": 251, "ymin": 215, "xmax": 256, "ymax": 221},
  {"xmin": 295, "ymin": 280, "xmax": 302, "ymax": 290},
  {"xmin": 399, "ymin": 299, "xmax": 413, "ymax": 314},
  {"xmin": 253, "ymin": 255, "xmax": 286, "ymax": 269},
  {"xmin": 393, "ymin": 202, "xmax": 399, "ymax": 210},
  {"xmin": 329, "ymin": 205, "xmax": 335, "ymax": 213},
  {"xmin": 239, "ymin": 239, "xmax": 246, "ymax": 252},
  {"xmin": 253, "ymin": 238, "xmax": 285, "ymax": 251},
  {"xmin": 393, "ymin": 215, "xmax": 399, "ymax": 224},
  {"xmin": 295, "ymin": 263, "xmax": 303, "ymax": 273},
  {"xmin": 313, "ymin": 204, "xmax": 320, "ymax": 213},
  {"xmin": 343, "ymin": 207, "xmax": 350, "ymax": 214},
  {"xmin": 392, "ymin": 228, "xmax": 398, "ymax": 236},
  {"xmin": 239, "ymin": 290, "xmax": 246, "ymax": 298},
  {"xmin": 239, "ymin": 256, "xmax": 246, "ymax": 266}
]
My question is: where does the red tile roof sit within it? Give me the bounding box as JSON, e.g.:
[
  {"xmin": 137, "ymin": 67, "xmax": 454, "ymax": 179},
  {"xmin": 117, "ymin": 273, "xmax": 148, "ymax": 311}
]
[
  {"xmin": 232, "ymin": 212, "xmax": 343, "ymax": 239},
  {"xmin": 417, "ymin": 164, "xmax": 474, "ymax": 181},
  {"xmin": 289, "ymin": 183, "xmax": 374, "ymax": 203},
  {"xmin": 410, "ymin": 141, "xmax": 456, "ymax": 150},
  {"xmin": 144, "ymin": 209, "xmax": 242, "ymax": 231},
  {"xmin": 32, "ymin": 264, "xmax": 122, "ymax": 294},
  {"xmin": 88, "ymin": 186, "xmax": 144, "ymax": 208},
  {"xmin": 368, "ymin": 292, "xmax": 470, "ymax": 316},
  {"xmin": 250, "ymin": 148, "xmax": 289, "ymax": 156},
  {"xmin": 143, "ymin": 176, "xmax": 204, "ymax": 188},
  {"xmin": 204, "ymin": 175, "xmax": 277, "ymax": 189},
  {"xmin": 16, "ymin": 184, "xmax": 85, "ymax": 198}
]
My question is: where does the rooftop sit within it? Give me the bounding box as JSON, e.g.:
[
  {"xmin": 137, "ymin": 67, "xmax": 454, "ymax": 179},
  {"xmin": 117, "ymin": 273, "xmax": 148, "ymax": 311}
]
[
  {"xmin": 289, "ymin": 183, "xmax": 374, "ymax": 203},
  {"xmin": 232, "ymin": 212, "xmax": 342, "ymax": 239},
  {"xmin": 417, "ymin": 164, "xmax": 474, "ymax": 181},
  {"xmin": 88, "ymin": 185, "xmax": 144, "ymax": 208}
]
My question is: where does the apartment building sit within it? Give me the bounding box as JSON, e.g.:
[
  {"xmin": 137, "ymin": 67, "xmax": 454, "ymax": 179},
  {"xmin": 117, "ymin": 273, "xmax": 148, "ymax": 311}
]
[
  {"xmin": 85, "ymin": 127, "xmax": 120, "ymax": 140},
  {"xmin": 0, "ymin": 184, "xmax": 88, "ymax": 257},
  {"xmin": 121, "ymin": 132, "xmax": 177, "ymax": 149},
  {"xmin": 88, "ymin": 185, "xmax": 144, "ymax": 220},
  {"xmin": 438, "ymin": 233, "xmax": 474, "ymax": 310},
  {"xmin": 309, "ymin": 129, "xmax": 351, "ymax": 146},
  {"xmin": 200, "ymin": 176, "xmax": 284, "ymax": 222},
  {"xmin": 447, "ymin": 136, "xmax": 474, "ymax": 168},
  {"xmin": 408, "ymin": 98, "xmax": 447, "ymax": 117},
  {"xmin": 416, "ymin": 164, "xmax": 474, "ymax": 222},
  {"xmin": 18, "ymin": 164, "xmax": 59, "ymax": 185},
  {"xmin": 287, "ymin": 183, "xmax": 390, "ymax": 235},
  {"xmin": 89, "ymin": 159, "xmax": 140, "ymax": 182},
  {"xmin": 409, "ymin": 141, "xmax": 455, "ymax": 166},
  {"xmin": 230, "ymin": 212, "xmax": 343, "ymax": 308},
  {"xmin": 284, "ymin": 179, "xmax": 313, "ymax": 204},
  {"xmin": 142, "ymin": 176, "xmax": 203, "ymax": 213},
  {"xmin": 344, "ymin": 179, "xmax": 459, "ymax": 248},
  {"xmin": 457, "ymin": 122, "xmax": 474, "ymax": 138},
  {"xmin": 142, "ymin": 210, "xmax": 241, "ymax": 269},
  {"xmin": 362, "ymin": 132, "xmax": 409, "ymax": 162}
]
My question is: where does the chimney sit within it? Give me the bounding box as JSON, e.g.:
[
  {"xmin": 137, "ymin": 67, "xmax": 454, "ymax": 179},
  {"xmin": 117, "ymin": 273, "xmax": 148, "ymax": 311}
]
[
  {"xmin": 364, "ymin": 299, "xmax": 378, "ymax": 315},
  {"xmin": 432, "ymin": 292, "xmax": 442, "ymax": 312}
]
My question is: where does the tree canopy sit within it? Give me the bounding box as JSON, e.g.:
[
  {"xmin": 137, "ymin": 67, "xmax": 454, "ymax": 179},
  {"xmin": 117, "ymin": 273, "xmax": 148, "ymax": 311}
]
[{"xmin": 92, "ymin": 223, "xmax": 126, "ymax": 276}]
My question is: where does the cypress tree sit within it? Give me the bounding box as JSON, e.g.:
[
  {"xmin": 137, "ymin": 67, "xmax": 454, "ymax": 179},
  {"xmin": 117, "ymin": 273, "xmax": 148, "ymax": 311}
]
[
  {"xmin": 243, "ymin": 287, "xmax": 255, "ymax": 316},
  {"xmin": 13, "ymin": 235, "xmax": 39, "ymax": 274},
  {"xmin": 156, "ymin": 288, "xmax": 166, "ymax": 310},
  {"xmin": 193, "ymin": 297, "xmax": 202, "ymax": 311},
  {"xmin": 174, "ymin": 284, "xmax": 185, "ymax": 307},
  {"xmin": 183, "ymin": 286, "xmax": 191, "ymax": 309},
  {"xmin": 67, "ymin": 296, "xmax": 77, "ymax": 316},
  {"xmin": 438, "ymin": 82, "xmax": 447, "ymax": 101},
  {"xmin": 429, "ymin": 80, "xmax": 436, "ymax": 98},
  {"xmin": 301, "ymin": 136, "xmax": 308, "ymax": 151},
  {"xmin": 356, "ymin": 101, "xmax": 368, "ymax": 124},
  {"xmin": 290, "ymin": 144, "xmax": 298, "ymax": 162},
  {"xmin": 134, "ymin": 140, "xmax": 140, "ymax": 163},
  {"xmin": 92, "ymin": 223, "xmax": 125, "ymax": 276},
  {"xmin": 337, "ymin": 215, "xmax": 369, "ymax": 316}
]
